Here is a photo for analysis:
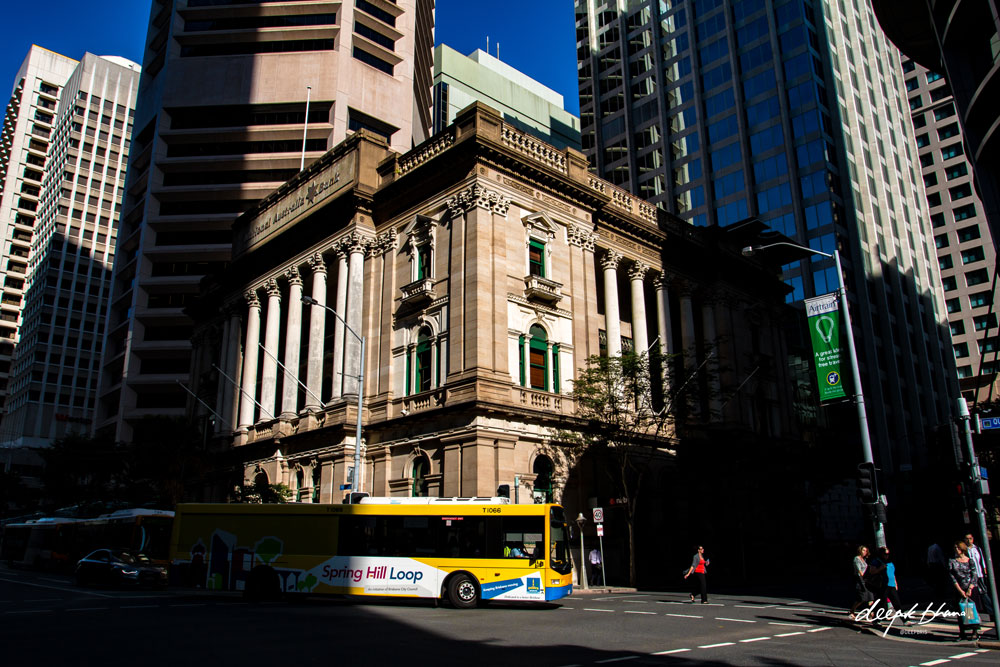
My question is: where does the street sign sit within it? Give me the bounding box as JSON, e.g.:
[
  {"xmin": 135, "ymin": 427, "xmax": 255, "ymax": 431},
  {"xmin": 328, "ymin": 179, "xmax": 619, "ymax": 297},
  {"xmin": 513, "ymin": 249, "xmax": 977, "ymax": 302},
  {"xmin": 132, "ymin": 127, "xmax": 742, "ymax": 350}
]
[
  {"xmin": 592, "ymin": 507, "xmax": 604, "ymax": 523},
  {"xmin": 980, "ymin": 417, "xmax": 1000, "ymax": 430},
  {"xmin": 596, "ymin": 524, "xmax": 604, "ymax": 537}
]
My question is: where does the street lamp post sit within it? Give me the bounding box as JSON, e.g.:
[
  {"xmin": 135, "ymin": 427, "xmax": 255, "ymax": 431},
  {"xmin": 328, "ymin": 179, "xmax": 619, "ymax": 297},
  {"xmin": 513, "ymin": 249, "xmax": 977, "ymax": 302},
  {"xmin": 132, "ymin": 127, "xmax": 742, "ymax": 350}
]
[
  {"xmin": 302, "ymin": 294, "xmax": 365, "ymax": 501},
  {"xmin": 743, "ymin": 242, "xmax": 884, "ymax": 547},
  {"xmin": 575, "ymin": 513, "xmax": 589, "ymax": 590}
]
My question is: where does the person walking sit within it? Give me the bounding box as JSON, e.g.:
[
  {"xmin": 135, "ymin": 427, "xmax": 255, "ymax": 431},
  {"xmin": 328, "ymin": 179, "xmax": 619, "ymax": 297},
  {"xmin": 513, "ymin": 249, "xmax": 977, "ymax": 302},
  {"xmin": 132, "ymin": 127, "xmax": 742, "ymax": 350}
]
[
  {"xmin": 927, "ymin": 540, "xmax": 949, "ymax": 604},
  {"xmin": 965, "ymin": 532, "xmax": 993, "ymax": 618},
  {"xmin": 849, "ymin": 545, "xmax": 873, "ymax": 620},
  {"xmin": 683, "ymin": 545, "xmax": 709, "ymax": 603},
  {"xmin": 878, "ymin": 546, "xmax": 904, "ymax": 616},
  {"xmin": 949, "ymin": 541, "xmax": 981, "ymax": 640},
  {"xmin": 589, "ymin": 547, "xmax": 603, "ymax": 586}
]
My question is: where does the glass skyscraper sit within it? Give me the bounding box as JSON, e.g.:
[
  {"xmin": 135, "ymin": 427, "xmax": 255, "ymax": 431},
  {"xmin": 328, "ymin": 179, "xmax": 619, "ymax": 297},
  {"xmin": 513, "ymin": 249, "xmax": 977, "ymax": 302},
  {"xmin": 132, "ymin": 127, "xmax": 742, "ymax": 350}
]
[{"xmin": 576, "ymin": 0, "xmax": 958, "ymax": 493}]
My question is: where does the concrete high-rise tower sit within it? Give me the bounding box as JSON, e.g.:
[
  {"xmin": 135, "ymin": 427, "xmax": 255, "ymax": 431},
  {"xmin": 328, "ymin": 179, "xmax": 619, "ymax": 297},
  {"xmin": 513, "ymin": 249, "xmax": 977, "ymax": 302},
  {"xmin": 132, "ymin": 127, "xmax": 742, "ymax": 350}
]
[
  {"xmin": 95, "ymin": 0, "xmax": 435, "ymax": 442},
  {"xmin": 0, "ymin": 47, "xmax": 80, "ymax": 465},
  {"xmin": 575, "ymin": 0, "xmax": 958, "ymax": 501},
  {"xmin": 1, "ymin": 54, "xmax": 140, "ymax": 469}
]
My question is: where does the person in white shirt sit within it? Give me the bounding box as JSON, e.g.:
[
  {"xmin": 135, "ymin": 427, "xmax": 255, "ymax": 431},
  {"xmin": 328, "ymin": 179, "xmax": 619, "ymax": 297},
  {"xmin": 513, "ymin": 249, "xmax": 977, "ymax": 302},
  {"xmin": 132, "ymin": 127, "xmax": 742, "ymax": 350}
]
[
  {"xmin": 965, "ymin": 532, "xmax": 993, "ymax": 617},
  {"xmin": 589, "ymin": 547, "xmax": 603, "ymax": 586}
]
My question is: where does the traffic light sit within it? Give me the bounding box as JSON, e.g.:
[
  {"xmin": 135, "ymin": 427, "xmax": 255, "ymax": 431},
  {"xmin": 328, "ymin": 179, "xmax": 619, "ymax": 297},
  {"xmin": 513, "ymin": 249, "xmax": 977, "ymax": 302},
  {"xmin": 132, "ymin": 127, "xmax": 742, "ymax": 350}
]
[{"xmin": 857, "ymin": 462, "xmax": 877, "ymax": 504}]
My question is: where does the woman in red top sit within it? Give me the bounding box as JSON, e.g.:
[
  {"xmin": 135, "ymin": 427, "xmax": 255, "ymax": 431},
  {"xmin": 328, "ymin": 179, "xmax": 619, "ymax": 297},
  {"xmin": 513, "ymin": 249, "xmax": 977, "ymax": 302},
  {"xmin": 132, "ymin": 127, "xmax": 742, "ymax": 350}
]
[{"xmin": 684, "ymin": 545, "xmax": 710, "ymax": 603}]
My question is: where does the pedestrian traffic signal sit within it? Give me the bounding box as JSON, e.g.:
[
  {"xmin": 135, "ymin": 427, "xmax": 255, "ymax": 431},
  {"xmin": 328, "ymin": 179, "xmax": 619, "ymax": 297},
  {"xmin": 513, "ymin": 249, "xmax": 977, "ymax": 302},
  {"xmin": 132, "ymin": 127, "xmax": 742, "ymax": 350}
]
[{"xmin": 857, "ymin": 462, "xmax": 877, "ymax": 504}]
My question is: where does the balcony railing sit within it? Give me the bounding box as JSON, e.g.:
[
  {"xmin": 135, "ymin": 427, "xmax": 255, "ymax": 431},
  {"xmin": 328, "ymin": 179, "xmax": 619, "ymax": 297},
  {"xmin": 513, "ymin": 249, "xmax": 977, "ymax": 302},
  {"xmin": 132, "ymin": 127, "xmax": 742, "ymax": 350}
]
[{"xmin": 523, "ymin": 275, "xmax": 563, "ymax": 304}]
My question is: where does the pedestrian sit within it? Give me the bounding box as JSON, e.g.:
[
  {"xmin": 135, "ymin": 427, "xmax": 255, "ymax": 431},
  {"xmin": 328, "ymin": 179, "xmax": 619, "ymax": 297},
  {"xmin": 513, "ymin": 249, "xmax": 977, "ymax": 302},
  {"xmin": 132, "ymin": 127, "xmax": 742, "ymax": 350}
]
[
  {"xmin": 589, "ymin": 547, "xmax": 603, "ymax": 586},
  {"xmin": 964, "ymin": 532, "xmax": 993, "ymax": 618},
  {"xmin": 683, "ymin": 545, "xmax": 709, "ymax": 603},
  {"xmin": 948, "ymin": 541, "xmax": 981, "ymax": 640},
  {"xmin": 927, "ymin": 540, "xmax": 949, "ymax": 604},
  {"xmin": 878, "ymin": 546, "xmax": 904, "ymax": 617},
  {"xmin": 849, "ymin": 545, "xmax": 873, "ymax": 620},
  {"xmin": 866, "ymin": 547, "xmax": 888, "ymax": 618}
]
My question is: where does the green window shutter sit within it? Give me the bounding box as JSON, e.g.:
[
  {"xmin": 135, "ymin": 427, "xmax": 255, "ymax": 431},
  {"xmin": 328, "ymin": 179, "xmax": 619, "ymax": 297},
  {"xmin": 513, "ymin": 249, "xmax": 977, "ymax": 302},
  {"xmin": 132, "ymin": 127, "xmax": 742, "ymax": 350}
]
[
  {"xmin": 529, "ymin": 239, "xmax": 545, "ymax": 278},
  {"xmin": 552, "ymin": 343, "xmax": 560, "ymax": 394},
  {"xmin": 405, "ymin": 352, "xmax": 411, "ymax": 396},
  {"xmin": 519, "ymin": 335, "xmax": 525, "ymax": 386}
]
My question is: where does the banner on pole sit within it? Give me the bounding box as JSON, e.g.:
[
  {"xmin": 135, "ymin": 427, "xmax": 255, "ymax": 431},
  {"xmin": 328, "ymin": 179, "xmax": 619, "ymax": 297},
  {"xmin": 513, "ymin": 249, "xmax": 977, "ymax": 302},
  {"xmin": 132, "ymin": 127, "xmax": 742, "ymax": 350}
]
[{"xmin": 805, "ymin": 292, "xmax": 847, "ymax": 402}]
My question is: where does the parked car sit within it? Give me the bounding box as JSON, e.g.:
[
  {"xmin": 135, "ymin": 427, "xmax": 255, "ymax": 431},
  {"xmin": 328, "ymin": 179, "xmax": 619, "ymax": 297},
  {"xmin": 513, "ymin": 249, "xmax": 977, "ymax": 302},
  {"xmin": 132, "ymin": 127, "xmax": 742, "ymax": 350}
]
[{"xmin": 75, "ymin": 549, "xmax": 167, "ymax": 588}]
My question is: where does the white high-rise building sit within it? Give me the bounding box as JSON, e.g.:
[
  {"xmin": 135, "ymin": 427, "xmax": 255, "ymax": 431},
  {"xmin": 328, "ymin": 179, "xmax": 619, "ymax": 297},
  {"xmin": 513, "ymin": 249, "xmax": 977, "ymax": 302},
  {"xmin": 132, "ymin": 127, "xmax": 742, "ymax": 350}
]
[
  {"xmin": 0, "ymin": 47, "xmax": 79, "ymax": 469},
  {"xmin": 1, "ymin": 54, "xmax": 140, "ymax": 470}
]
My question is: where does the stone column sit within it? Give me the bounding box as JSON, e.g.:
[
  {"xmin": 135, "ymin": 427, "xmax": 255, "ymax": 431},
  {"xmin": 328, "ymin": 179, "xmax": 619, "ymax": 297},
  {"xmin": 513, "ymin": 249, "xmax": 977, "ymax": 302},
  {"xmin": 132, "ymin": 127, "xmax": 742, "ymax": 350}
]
[
  {"xmin": 629, "ymin": 261, "xmax": 650, "ymax": 356},
  {"xmin": 679, "ymin": 282, "xmax": 697, "ymax": 364},
  {"xmin": 601, "ymin": 250, "xmax": 623, "ymax": 357},
  {"xmin": 222, "ymin": 305, "xmax": 243, "ymax": 431},
  {"xmin": 431, "ymin": 335, "xmax": 440, "ymax": 389},
  {"xmin": 238, "ymin": 290, "xmax": 261, "ymax": 429},
  {"xmin": 213, "ymin": 315, "xmax": 231, "ymax": 430},
  {"xmin": 281, "ymin": 267, "xmax": 303, "ymax": 418},
  {"xmin": 408, "ymin": 342, "xmax": 417, "ymax": 394},
  {"xmin": 331, "ymin": 247, "xmax": 348, "ymax": 401},
  {"xmin": 702, "ymin": 300, "xmax": 723, "ymax": 420},
  {"xmin": 304, "ymin": 253, "xmax": 327, "ymax": 411},
  {"xmin": 343, "ymin": 233, "xmax": 366, "ymax": 396},
  {"xmin": 259, "ymin": 279, "xmax": 281, "ymax": 421},
  {"xmin": 654, "ymin": 275, "xmax": 674, "ymax": 358}
]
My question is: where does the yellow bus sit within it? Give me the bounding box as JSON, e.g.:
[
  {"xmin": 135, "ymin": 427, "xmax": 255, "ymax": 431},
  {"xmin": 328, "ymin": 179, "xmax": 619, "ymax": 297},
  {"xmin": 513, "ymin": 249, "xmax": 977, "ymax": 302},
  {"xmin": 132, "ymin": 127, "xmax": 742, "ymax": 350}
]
[{"xmin": 169, "ymin": 498, "xmax": 574, "ymax": 607}]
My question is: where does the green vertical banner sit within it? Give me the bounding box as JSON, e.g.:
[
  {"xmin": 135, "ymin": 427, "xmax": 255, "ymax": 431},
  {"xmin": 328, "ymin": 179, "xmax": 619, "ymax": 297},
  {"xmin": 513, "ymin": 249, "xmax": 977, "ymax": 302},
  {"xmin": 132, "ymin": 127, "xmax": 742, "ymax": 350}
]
[{"xmin": 805, "ymin": 293, "xmax": 847, "ymax": 402}]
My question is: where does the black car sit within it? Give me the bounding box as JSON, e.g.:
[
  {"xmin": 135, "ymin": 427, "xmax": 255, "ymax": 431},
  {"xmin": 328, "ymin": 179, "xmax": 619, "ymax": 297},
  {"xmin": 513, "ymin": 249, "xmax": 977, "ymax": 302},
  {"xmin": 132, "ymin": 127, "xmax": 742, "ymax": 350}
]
[{"xmin": 75, "ymin": 549, "xmax": 167, "ymax": 588}]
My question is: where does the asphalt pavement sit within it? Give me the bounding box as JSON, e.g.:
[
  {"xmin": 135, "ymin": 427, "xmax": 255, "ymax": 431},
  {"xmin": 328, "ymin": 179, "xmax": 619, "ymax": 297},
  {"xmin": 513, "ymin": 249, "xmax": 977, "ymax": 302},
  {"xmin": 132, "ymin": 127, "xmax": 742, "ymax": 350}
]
[{"xmin": 0, "ymin": 565, "xmax": 996, "ymax": 666}]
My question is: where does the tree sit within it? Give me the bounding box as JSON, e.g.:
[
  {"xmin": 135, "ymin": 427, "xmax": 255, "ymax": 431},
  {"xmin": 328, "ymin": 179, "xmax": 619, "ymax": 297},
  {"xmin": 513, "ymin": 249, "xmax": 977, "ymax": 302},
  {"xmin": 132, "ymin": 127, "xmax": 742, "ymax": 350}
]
[
  {"xmin": 554, "ymin": 350, "xmax": 685, "ymax": 587},
  {"xmin": 231, "ymin": 477, "xmax": 292, "ymax": 503}
]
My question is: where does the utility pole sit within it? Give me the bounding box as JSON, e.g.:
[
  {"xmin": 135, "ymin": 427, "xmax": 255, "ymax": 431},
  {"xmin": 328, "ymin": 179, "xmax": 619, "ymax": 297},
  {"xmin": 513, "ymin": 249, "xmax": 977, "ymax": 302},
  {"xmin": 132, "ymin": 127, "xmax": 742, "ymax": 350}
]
[{"xmin": 958, "ymin": 398, "xmax": 1000, "ymax": 637}]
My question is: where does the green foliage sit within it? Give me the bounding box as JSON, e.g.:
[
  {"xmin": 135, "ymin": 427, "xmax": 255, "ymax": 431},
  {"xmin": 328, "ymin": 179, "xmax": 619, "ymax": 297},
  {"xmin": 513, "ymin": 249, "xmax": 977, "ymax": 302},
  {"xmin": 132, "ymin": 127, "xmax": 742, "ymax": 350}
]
[{"xmin": 231, "ymin": 478, "xmax": 292, "ymax": 504}]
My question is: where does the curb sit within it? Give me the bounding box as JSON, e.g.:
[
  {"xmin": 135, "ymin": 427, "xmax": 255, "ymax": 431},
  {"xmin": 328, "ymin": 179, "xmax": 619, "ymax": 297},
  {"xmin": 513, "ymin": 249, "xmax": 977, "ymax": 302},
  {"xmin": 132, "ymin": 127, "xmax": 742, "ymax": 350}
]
[{"xmin": 570, "ymin": 587, "xmax": 639, "ymax": 595}]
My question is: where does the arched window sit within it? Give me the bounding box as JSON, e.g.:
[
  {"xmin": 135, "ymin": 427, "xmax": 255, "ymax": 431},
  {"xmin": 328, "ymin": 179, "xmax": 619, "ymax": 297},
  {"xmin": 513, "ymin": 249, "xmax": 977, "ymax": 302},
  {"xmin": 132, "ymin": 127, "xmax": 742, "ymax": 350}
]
[
  {"xmin": 412, "ymin": 456, "xmax": 430, "ymax": 497},
  {"xmin": 529, "ymin": 324, "xmax": 547, "ymax": 390},
  {"xmin": 533, "ymin": 456, "xmax": 554, "ymax": 503},
  {"xmin": 312, "ymin": 465, "xmax": 321, "ymax": 503}
]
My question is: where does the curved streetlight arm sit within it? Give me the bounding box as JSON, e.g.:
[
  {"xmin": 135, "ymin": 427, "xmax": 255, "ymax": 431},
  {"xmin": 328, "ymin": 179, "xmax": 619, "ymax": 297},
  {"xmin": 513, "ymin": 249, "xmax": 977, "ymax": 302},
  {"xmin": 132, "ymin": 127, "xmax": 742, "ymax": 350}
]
[{"xmin": 301, "ymin": 294, "xmax": 366, "ymax": 500}]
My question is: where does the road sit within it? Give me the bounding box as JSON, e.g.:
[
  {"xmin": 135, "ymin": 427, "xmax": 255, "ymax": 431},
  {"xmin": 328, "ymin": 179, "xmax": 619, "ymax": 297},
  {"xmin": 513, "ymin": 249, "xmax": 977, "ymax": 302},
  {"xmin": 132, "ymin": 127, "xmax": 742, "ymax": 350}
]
[{"xmin": 0, "ymin": 566, "xmax": 994, "ymax": 666}]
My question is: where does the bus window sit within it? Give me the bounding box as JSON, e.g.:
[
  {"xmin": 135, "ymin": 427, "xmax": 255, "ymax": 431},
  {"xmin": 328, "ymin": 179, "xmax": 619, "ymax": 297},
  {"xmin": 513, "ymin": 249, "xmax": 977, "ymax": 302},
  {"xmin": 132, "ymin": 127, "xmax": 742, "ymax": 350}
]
[{"xmin": 549, "ymin": 507, "xmax": 572, "ymax": 574}]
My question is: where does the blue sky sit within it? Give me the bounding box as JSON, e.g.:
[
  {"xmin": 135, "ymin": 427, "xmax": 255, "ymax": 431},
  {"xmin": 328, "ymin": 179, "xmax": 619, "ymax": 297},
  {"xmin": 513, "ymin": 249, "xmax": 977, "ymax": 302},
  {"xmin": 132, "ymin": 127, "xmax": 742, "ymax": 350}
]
[{"xmin": 0, "ymin": 0, "xmax": 580, "ymax": 115}]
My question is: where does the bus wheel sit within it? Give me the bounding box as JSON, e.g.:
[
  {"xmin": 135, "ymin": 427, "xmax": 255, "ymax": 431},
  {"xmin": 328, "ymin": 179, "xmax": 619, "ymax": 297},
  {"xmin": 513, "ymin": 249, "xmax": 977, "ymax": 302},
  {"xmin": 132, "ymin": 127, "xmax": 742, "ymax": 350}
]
[
  {"xmin": 245, "ymin": 566, "xmax": 281, "ymax": 601},
  {"xmin": 447, "ymin": 573, "xmax": 479, "ymax": 609}
]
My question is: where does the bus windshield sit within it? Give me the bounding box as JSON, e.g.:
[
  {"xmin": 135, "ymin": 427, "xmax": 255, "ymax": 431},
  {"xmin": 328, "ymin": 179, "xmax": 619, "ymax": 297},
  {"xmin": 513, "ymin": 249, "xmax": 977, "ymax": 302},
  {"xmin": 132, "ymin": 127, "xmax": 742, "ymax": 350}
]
[{"xmin": 549, "ymin": 506, "xmax": 572, "ymax": 574}]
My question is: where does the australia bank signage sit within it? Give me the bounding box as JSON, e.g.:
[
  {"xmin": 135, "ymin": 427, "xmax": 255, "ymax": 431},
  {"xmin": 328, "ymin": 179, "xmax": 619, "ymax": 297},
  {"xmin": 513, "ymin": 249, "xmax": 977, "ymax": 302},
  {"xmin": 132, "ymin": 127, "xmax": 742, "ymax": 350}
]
[{"xmin": 235, "ymin": 151, "xmax": 355, "ymax": 257}]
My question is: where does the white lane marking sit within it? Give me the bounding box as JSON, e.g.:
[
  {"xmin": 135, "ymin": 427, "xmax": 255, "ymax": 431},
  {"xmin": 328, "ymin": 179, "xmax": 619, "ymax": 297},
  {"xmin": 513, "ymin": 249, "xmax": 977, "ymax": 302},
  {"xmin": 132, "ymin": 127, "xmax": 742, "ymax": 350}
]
[
  {"xmin": 651, "ymin": 649, "xmax": 690, "ymax": 655},
  {"xmin": 67, "ymin": 607, "xmax": 109, "ymax": 612},
  {"xmin": 975, "ymin": 649, "xmax": 989, "ymax": 653},
  {"xmin": 0, "ymin": 577, "xmax": 112, "ymax": 598},
  {"xmin": 624, "ymin": 600, "xmax": 649, "ymax": 604},
  {"xmin": 595, "ymin": 657, "xmax": 639, "ymax": 664},
  {"xmin": 716, "ymin": 617, "xmax": 756, "ymax": 623},
  {"xmin": 701, "ymin": 603, "xmax": 724, "ymax": 606},
  {"xmin": 559, "ymin": 607, "xmax": 575, "ymax": 610},
  {"xmin": 739, "ymin": 637, "xmax": 771, "ymax": 643},
  {"xmin": 656, "ymin": 601, "xmax": 686, "ymax": 605},
  {"xmin": 735, "ymin": 604, "xmax": 775, "ymax": 609},
  {"xmin": 919, "ymin": 661, "xmax": 950, "ymax": 667},
  {"xmin": 698, "ymin": 642, "xmax": 735, "ymax": 649},
  {"xmin": 807, "ymin": 627, "xmax": 832, "ymax": 633},
  {"xmin": 666, "ymin": 613, "xmax": 702, "ymax": 618},
  {"xmin": 121, "ymin": 605, "xmax": 158, "ymax": 609},
  {"xmin": 595, "ymin": 595, "xmax": 648, "ymax": 601},
  {"xmin": 4, "ymin": 609, "xmax": 48, "ymax": 614},
  {"xmin": 624, "ymin": 610, "xmax": 656, "ymax": 615},
  {"xmin": 949, "ymin": 654, "xmax": 978, "ymax": 660},
  {"xmin": 775, "ymin": 632, "xmax": 805, "ymax": 637},
  {"xmin": 777, "ymin": 606, "xmax": 812, "ymax": 611},
  {"xmin": 768, "ymin": 622, "xmax": 811, "ymax": 627},
  {"xmin": 787, "ymin": 600, "xmax": 811, "ymax": 605}
]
